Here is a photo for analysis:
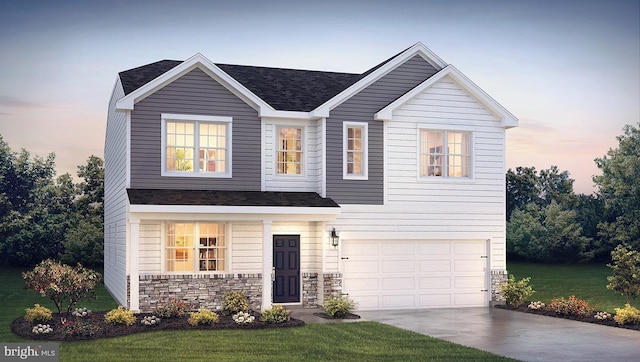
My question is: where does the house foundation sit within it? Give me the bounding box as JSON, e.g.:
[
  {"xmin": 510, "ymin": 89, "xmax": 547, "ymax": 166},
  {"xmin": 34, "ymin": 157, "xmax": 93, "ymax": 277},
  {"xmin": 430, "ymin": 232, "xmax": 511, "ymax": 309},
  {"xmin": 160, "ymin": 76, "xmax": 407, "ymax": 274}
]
[{"xmin": 490, "ymin": 269, "xmax": 508, "ymax": 305}]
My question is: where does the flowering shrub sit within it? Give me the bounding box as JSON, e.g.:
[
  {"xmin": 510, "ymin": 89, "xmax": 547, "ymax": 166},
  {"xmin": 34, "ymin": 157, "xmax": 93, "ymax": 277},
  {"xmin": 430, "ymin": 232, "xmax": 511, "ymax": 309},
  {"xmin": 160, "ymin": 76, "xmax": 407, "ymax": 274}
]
[
  {"xmin": 155, "ymin": 299, "xmax": 189, "ymax": 318},
  {"xmin": 62, "ymin": 319, "xmax": 102, "ymax": 337},
  {"xmin": 527, "ymin": 301, "xmax": 545, "ymax": 310},
  {"xmin": 501, "ymin": 275, "xmax": 535, "ymax": 308},
  {"xmin": 22, "ymin": 259, "xmax": 101, "ymax": 314},
  {"xmin": 324, "ymin": 295, "xmax": 357, "ymax": 318},
  {"xmin": 72, "ymin": 307, "xmax": 92, "ymax": 318},
  {"xmin": 594, "ymin": 311, "xmax": 612, "ymax": 320},
  {"xmin": 223, "ymin": 291, "xmax": 250, "ymax": 315},
  {"xmin": 141, "ymin": 315, "xmax": 161, "ymax": 326},
  {"xmin": 188, "ymin": 309, "xmax": 219, "ymax": 326},
  {"xmin": 104, "ymin": 306, "xmax": 136, "ymax": 326},
  {"xmin": 31, "ymin": 324, "xmax": 53, "ymax": 335},
  {"xmin": 24, "ymin": 304, "xmax": 52, "ymax": 324},
  {"xmin": 614, "ymin": 304, "xmax": 640, "ymax": 325},
  {"xmin": 260, "ymin": 305, "xmax": 291, "ymax": 323},
  {"xmin": 232, "ymin": 311, "xmax": 255, "ymax": 324},
  {"xmin": 548, "ymin": 295, "xmax": 593, "ymax": 316}
]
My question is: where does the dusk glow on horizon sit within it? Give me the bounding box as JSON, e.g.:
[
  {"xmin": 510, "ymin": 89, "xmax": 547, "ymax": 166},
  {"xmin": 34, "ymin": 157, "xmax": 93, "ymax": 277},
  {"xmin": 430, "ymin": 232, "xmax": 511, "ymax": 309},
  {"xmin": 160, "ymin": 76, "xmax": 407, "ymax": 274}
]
[{"xmin": 0, "ymin": 0, "xmax": 638, "ymax": 194}]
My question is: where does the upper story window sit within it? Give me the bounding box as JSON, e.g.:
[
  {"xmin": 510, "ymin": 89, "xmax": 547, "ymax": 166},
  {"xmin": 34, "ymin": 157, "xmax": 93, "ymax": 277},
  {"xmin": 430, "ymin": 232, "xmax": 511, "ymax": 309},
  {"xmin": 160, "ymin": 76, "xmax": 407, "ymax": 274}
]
[
  {"xmin": 277, "ymin": 127, "xmax": 303, "ymax": 175},
  {"xmin": 420, "ymin": 129, "xmax": 471, "ymax": 178},
  {"xmin": 162, "ymin": 114, "xmax": 232, "ymax": 177},
  {"xmin": 343, "ymin": 122, "xmax": 368, "ymax": 180},
  {"xmin": 165, "ymin": 222, "xmax": 226, "ymax": 273}
]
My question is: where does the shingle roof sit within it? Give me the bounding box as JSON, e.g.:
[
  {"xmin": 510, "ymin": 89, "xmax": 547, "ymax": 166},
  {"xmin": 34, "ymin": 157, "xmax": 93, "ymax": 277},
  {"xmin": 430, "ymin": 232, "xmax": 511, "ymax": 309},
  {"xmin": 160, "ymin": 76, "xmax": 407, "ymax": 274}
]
[
  {"xmin": 117, "ymin": 50, "xmax": 408, "ymax": 112},
  {"xmin": 127, "ymin": 189, "xmax": 340, "ymax": 208}
]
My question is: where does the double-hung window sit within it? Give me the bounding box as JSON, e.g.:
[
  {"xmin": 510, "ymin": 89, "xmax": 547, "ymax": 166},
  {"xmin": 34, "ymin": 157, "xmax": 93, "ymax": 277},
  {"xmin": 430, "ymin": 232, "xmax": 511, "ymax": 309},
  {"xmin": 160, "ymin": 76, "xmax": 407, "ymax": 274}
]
[
  {"xmin": 165, "ymin": 223, "xmax": 226, "ymax": 273},
  {"xmin": 277, "ymin": 127, "xmax": 303, "ymax": 175},
  {"xmin": 420, "ymin": 129, "xmax": 471, "ymax": 178},
  {"xmin": 343, "ymin": 122, "xmax": 368, "ymax": 179},
  {"xmin": 163, "ymin": 114, "xmax": 232, "ymax": 177}
]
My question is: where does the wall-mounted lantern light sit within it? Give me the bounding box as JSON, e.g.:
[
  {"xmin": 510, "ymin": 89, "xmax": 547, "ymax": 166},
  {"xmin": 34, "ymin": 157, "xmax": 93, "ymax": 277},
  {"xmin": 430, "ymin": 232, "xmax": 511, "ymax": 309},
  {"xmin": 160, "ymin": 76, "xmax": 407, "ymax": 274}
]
[{"xmin": 330, "ymin": 227, "xmax": 339, "ymax": 247}]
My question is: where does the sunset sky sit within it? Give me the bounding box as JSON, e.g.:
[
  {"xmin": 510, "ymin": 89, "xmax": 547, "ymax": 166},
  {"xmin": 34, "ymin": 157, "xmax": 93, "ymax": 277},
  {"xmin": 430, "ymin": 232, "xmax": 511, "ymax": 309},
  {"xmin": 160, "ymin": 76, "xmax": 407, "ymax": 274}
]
[{"xmin": 0, "ymin": 0, "xmax": 638, "ymax": 194}]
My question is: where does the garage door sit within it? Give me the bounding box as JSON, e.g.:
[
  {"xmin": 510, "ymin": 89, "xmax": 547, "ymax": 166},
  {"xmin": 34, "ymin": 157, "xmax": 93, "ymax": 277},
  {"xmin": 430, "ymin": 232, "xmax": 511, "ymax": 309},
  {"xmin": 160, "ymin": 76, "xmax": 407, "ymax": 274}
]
[{"xmin": 341, "ymin": 240, "xmax": 488, "ymax": 310}]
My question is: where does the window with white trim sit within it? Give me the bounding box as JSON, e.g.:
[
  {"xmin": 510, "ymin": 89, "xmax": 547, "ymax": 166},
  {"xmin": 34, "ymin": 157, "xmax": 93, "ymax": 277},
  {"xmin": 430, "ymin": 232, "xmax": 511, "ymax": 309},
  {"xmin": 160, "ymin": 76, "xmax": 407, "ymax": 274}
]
[
  {"xmin": 420, "ymin": 130, "xmax": 471, "ymax": 178},
  {"xmin": 165, "ymin": 223, "xmax": 226, "ymax": 272},
  {"xmin": 277, "ymin": 127, "xmax": 303, "ymax": 175},
  {"xmin": 343, "ymin": 122, "xmax": 368, "ymax": 179},
  {"xmin": 162, "ymin": 114, "xmax": 231, "ymax": 177}
]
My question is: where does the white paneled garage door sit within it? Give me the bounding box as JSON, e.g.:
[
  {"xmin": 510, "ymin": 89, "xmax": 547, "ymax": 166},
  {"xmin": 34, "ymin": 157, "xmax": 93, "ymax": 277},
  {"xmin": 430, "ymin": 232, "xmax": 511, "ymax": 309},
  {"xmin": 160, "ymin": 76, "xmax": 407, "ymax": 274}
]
[{"xmin": 341, "ymin": 240, "xmax": 488, "ymax": 310}]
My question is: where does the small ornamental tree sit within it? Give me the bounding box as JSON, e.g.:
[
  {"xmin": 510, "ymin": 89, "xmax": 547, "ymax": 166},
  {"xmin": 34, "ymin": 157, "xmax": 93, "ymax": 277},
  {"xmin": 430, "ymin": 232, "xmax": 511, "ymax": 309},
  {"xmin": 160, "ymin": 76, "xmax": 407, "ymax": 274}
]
[
  {"xmin": 607, "ymin": 244, "xmax": 640, "ymax": 304},
  {"xmin": 23, "ymin": 259, "xmax": 102, "ymax": 314}
]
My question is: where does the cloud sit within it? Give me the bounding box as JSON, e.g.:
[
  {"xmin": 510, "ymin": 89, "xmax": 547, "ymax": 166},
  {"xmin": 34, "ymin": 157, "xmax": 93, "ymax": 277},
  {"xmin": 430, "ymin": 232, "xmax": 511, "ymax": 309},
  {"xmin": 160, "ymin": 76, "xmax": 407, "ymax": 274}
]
[{"xmin": 0, "ymin": 95, "xmax": 43, "ymax": 108}]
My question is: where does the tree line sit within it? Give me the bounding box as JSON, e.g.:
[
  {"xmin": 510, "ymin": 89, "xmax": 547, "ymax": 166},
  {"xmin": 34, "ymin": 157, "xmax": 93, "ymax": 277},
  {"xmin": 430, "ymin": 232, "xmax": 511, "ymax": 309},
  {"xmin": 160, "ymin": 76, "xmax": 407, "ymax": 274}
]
[
  {"xmin": 0, "ymin": 135, "xmax": 103, "ymax": 267},
  {"xmin": 507, "ymin": 123, "xmax": 640, "ymax": 263}
]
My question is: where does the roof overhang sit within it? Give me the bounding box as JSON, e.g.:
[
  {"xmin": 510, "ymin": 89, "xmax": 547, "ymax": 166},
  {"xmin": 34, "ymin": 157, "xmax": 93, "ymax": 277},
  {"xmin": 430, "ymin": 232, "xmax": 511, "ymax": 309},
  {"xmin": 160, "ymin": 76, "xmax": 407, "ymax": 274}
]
[{"xmin": 374, "ymin": 65, "xmax": 519, "ymax": 129}]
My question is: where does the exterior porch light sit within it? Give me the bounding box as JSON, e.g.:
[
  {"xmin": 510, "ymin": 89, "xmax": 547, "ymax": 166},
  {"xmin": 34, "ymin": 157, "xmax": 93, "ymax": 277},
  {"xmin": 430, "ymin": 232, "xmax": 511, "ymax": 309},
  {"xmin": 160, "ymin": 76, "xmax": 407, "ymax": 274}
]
[{"xmin": 330, "ymin": 227, "xmax": 339, "ymax": 247}]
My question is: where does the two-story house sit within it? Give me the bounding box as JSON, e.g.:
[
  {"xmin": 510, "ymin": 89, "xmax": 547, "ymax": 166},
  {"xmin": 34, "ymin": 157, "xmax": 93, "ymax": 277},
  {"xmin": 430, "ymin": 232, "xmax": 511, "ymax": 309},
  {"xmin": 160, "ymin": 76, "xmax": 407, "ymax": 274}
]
[{"xmin": 104, "ymin": 42, "xmax": 518, "ymax": 312}]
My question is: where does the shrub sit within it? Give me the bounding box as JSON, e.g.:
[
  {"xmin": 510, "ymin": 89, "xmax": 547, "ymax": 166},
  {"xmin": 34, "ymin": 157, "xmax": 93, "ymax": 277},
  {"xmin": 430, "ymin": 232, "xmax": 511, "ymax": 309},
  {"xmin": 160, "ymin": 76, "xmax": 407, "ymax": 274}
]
[
  {"xmin": 62, "ymin": 319, "xmax": 102, "ymax": 337},
  {"xmin": 323, "ymin": 295, "xmax": 356, "ymax": 318},
  {"xmin": 594, "ymin": 311, "xmax": 612, "ymax": 320},
  {"xmin": 260, "ymin": 305, "xmax": 291, "ymax": 323},
  {"xmin": 155, "ymin": 299, "xmax": 189, "ymax": 318},
  {"xmin": 22, "ymin": 259, "xmax": 101, "ymax": 314},
  {"xmin": 188, "ymin": 308, "xmax": 219, "ymax": 326},
  {"xmin": 141, "ymin": 315, "xmax": 161, "ymax": 326},
  {"xmin": 232, "ymin": 311, "xmax": 255, "ymax": 324},
  {"xmin": 501, "ymin": 275, "xmax": 535, "ymax": 308},
  {"xmin": 104, "ymin": 306, "xmax": 136, "ymax": 326},
  {"xmin": 223, "ymin": 291, "xmax": 250, "ymax": 315},
  {"xmin": 614, "ymin": 304, "xmax": 640, "ymax": 325},
  {"xmin": 32, "ymin": 324, "xmax": 53, "ymax": 335},
  {"xmin": 527, "ymin": 301, "xmax": 545, "ymax": 310},
  {"xmin": 61, "ymin": 220, "xmax": 104, "ymax": 267},
  {"xmin": 24, "ymin": 304, "xmax": 52, "ymax": 324},
  {"xmin": 548, "ymin": 295, "xmax": 594, "ymax": 316}
]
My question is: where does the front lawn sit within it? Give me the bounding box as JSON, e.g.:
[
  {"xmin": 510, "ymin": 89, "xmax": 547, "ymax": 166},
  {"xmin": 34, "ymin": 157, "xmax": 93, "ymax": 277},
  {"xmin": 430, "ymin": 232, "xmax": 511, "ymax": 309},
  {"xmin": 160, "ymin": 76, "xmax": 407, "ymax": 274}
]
[
  {"xmin": 507, "ymin": 262, "xmax": 629, "ymax": 313},
  {"xmin": 1, "ymin": 267, "xmax": 513, "ymax": 361}
]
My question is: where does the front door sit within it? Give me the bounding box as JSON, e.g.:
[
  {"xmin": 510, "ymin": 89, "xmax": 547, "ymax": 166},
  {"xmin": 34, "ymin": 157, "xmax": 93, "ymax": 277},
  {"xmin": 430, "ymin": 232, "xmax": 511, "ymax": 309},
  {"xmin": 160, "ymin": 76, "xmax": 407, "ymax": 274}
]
[{"xmin": 273, "ymin": 235, "xmax": 300, "ymax": 303}]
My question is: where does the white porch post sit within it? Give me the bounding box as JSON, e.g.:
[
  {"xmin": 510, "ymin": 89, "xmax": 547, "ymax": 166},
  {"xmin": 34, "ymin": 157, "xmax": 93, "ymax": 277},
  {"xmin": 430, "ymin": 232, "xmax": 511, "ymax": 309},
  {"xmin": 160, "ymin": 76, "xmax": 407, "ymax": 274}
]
[
  {"xmin": 129, "ymin": 218, "xmax": 140, "ymax": 311},
  {"xmin": 261, "ymin": 220, "xmax": 273, "ymax": 311}
]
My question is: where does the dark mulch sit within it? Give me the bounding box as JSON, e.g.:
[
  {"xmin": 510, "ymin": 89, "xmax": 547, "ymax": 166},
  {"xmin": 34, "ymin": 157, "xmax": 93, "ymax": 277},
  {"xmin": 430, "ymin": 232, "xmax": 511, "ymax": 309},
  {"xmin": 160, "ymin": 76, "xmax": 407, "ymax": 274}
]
[
  {"xmin": 495, "ymin": 303, "xmax": 640, "ymax": 331},
  {"xmin": 12, "ymin": 311, "xmax": 305, "ymax": 341},
  {"xmin": 312, "ymin": 312, "xmax": 361, "ymax": 320}
]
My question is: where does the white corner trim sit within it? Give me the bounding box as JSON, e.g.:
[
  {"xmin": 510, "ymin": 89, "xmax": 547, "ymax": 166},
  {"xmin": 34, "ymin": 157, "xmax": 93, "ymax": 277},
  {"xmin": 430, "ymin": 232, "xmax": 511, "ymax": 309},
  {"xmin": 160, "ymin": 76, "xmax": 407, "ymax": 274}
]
[{"xmin": 374, "ymin": 65, "xmax": 519, "ymax": 129}]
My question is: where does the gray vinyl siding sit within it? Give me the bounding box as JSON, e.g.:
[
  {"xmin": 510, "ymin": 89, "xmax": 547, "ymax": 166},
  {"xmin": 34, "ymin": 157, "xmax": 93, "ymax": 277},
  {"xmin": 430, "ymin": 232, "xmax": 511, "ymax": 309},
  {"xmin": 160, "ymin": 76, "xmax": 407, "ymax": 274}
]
[
  {"xmin": 104, "ymin": 77, "xmax": 129, "ymax": 306},
  {"xmin": 326, "ymin": 55, "xmax": 438, "ymax": 204},
  {"xmin": 129, "ymin": 68, "xmax": 261, "ymax": 190}
]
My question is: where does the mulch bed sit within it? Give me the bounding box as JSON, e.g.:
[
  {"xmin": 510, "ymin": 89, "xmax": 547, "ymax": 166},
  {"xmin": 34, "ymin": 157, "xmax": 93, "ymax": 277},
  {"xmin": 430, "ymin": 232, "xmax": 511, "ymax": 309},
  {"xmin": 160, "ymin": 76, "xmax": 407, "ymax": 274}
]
[
  {"xmin": 495, "ymin": 303, "xmax": 640, "ymax": 331},
  {"xmin": 12, "ymin": 311, "xmax": 305, "ymax": 341},
  {"xmin": 312, "ymin": 312, "xmax": 361, "ymax": 320}
]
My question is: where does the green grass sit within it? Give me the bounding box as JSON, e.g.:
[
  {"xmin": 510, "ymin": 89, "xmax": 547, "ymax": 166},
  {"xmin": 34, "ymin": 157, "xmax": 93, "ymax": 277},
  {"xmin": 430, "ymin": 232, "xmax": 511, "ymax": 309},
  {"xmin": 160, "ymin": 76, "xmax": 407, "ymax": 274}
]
[
  {"xmin": 1, "ymin": 267, "xmax": 512, "ymax": 362},
  {"xmin": 508, "ymin": 262, "xmax": 629, "ymax": 313}
]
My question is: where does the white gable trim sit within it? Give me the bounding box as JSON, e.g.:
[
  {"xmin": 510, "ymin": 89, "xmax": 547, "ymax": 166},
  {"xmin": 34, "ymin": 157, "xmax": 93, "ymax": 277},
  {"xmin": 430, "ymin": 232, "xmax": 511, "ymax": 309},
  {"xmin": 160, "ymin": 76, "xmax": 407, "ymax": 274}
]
[
  {"xmin": 374, "ymin": 65, "xmax": 519, "ymax": 129},
  {"xmin": 314, "ymin": 42, "xmax": 447, "ymax": 117}
]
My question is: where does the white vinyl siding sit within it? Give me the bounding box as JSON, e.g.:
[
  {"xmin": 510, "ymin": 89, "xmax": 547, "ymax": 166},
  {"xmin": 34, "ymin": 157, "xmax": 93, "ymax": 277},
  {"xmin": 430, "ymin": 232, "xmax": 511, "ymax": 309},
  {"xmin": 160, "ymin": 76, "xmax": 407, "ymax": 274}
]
[
  {"xmin": 272, "ymin": 221, "xmax": 323, "ymax": 273},
  {"xmin": 264, "ymin": 120, "xmax": 322, "ymax": 192}
]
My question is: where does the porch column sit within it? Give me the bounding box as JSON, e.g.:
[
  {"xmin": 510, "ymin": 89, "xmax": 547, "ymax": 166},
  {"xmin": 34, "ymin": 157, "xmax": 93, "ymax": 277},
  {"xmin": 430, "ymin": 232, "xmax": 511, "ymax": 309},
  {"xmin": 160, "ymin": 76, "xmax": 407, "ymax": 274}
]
[
  {"xmin": 261, "ymin": 220, "xmax": 273, "ymax": 311},
  {"xmin": 129, "ymin": 218, "xmax": 140, "ymax": 311}
]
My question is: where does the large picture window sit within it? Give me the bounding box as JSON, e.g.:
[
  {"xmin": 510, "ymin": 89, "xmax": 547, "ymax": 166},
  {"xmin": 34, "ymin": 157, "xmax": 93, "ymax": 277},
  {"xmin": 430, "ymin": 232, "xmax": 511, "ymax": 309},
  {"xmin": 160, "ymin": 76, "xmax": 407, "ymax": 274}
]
[
  {"xmin": 420, "ymin": 130, "xmax": 471, "ymax": 178},
  {"xmin": 163, "ymin": 114, "xmax": 231, "ymax": 177},
  {"xmin": 343, "ymin": 122, "xmax": 368, "ymax": 179},
  {"xmin": 165, "ymin": 223, "xmax": 226, "ymax": 272},
  {"xmin": 277, "ymin": 127, "xmax": 303, "ymax": 175}
]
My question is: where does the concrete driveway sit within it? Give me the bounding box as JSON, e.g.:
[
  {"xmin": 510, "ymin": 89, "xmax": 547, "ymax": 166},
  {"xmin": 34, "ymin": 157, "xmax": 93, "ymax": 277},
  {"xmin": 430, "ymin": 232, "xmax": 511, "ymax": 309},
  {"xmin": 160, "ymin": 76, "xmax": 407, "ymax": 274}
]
[{"xmin": 357, "ymin": 307, "xmax": 640, "ymax": 362}]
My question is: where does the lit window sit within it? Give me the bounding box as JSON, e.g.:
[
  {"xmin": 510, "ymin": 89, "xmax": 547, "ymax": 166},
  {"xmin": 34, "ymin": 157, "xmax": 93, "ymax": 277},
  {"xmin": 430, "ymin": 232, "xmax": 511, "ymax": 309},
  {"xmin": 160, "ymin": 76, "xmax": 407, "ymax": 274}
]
[
  {"xmin": 343, "ymin": 122, "xmax": 368, "ymax": 179},
  {"xmin": 420, "ymin": 130, "xmax": 470, "ymax": 178},
  {"xmin": 163, "ymin": 114, "xmax": 231, "ymax": 176},
  {"xmin": 166, "ymin": 223, "xmax": 226, "ymax": 272},
  {"xmin": 277, "ymin": 127, "xmax": 303, "ymax": 175}
]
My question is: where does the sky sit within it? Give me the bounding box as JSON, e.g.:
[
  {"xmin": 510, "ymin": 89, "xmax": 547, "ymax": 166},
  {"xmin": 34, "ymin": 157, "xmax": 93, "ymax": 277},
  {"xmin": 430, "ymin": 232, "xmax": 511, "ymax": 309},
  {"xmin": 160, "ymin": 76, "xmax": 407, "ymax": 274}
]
[{"xmin": 0, "ymin": 0, "xmax": 638, "ymax": 194}]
